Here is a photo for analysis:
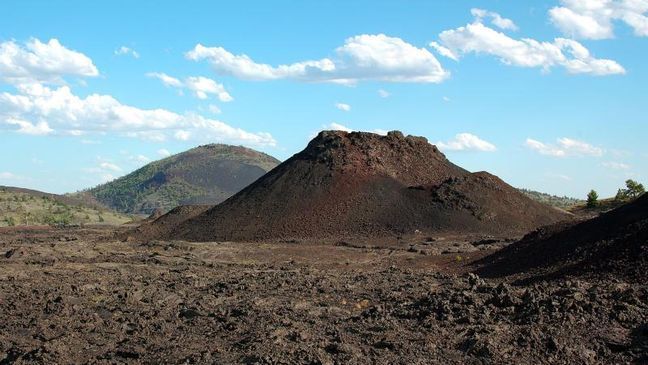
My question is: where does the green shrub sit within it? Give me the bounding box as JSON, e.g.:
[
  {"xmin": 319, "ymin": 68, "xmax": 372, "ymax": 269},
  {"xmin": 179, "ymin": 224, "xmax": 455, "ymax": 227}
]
[{"xmin": 586, "ymin": 190, "xmax": 599, "ymax": 208}]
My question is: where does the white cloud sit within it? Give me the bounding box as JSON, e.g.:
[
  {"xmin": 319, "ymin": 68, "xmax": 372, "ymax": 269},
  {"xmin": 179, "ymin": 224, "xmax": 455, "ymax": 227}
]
[
  {"xmin": 602, "ymin": 161, "xmax": 631, "ymax": 170},
  {"xmin": 157, "ymin": 149, "xmax": 171, "ymax": 157},
  {"xmin": 147, "ymin": 73, "xmax": 233, "ymax": 102},
  {"xmin": 431, "ymin": 11, "xmax": 625, "ymax": 76},
  {"xmin": 0, "ymin": 38, "xmax": 98, "ymax": 85},
  {"xmin": 186, "ymin": 34, "xmax": 449, "ymax": 84},
  {"xmin": 335, "ymin": 103, "xmax": 351, "ymax": 111},
  {"xmin": 130, "ymin": 155, "xmax": 150, "ymax": 164},
  {"xmin": 428, "ymin": 42, "xmax": 459, "ymax": 61},
  {"xmin": 525, "ymin": 137, "xmax": 604, "ymax": 157},
  {"xmin": 0, "ymin": 172, "xmax": 20, "ymax": 180},
  {"xmin": 371, "ymin": 129, "xmax": 389, "ymax": 136},
  {"xmin": 84, "ymin": 159, "xmax": 124, "ymax": 183},
  {"xmin": 442, "ymin": 96, "xmax": 451, "ymax": 102},
  {"xmin": 114, "ymin": 46, "xmax": 140, "ymax": 59},
  {"xmin": 66, "ymin": 129, "xmax": 84, "ymax": 136},
  {"xmin": 526, "ymin": 139, "xmax": 566, "ymax": 157},
  {"xmin": 327, "ymin": 122, "xmax": 353, "ymax": 132},
  {"xmin": 146, "ymin": 72, "xmax": 183, "ymax": 87},
  {"xmin": 208, "ymin": 104, "xmax": 222, "ymax": 114},
  {"xmin": 5, "ymin": 118, "xmax": 53, "ymax": 135},
  {"xmin": 437, "ymin": 133, "xmax": 497, "ymax": 152},
  {"xmin": 174, "ymin": 130, "xmax": 191, "ymax": 141},
  {"xmin": 184, "ymin": 76, "xmax": 233, "ymax": 101},
  {"xmin": 0, "ymin": 82, "xmax": 275, "ymax": 147},
  {"xmin": 318, "ymin": 123, "xmax": 389, "ymax": 136},
  {"xmin": 99, "ymin": 162, "xmax": 121, "ymax": 172},
  {"xmin": 378, "ymin": 89, "xmax": 391, "ymax": 98},
  {"xmin": 548, "ymin": 173, "xmax": 573, "ymax": 181},
  {"xmin": 470, "ymin": 8, "xmax": 519, "ymax": 30},
  {"xmin": 549, "ymin": 0, "xmax": 648, "ymax": 39}
]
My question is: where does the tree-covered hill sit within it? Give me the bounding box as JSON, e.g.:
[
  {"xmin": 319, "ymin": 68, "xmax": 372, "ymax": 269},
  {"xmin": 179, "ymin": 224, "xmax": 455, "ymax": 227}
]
[
  {"xmin": 517, "ymin": 188, "xmax": 583, "ymax": 209},
  {"xmin": 82, "ymin": 144, "xmax": 280, "ymax": 214}
]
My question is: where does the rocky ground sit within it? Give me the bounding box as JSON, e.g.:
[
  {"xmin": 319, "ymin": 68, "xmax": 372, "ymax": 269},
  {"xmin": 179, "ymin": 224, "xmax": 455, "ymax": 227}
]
[{"xmin": 0, "ymin": 226, "xmax": 646, "ymax": 364}]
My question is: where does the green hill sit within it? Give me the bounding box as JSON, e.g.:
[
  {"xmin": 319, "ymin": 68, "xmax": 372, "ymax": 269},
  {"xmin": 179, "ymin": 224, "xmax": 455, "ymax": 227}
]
[
  {"xmin": 82, "ymin": 144, "xmax": 281, "ymax": 214},
  {"xmin": 0, "ymin": 186, "xmax": 132, "ymax": 227},
  {"xmin": 518, "ymin": 188, "xmax": 583, "ymax": 209}
]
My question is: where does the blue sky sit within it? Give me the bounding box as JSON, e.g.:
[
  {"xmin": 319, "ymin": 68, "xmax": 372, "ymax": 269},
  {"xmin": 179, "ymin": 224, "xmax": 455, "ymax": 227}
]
[{"xmin": 0, "ymin": 0, "xmax": 646, "ymax": 198}]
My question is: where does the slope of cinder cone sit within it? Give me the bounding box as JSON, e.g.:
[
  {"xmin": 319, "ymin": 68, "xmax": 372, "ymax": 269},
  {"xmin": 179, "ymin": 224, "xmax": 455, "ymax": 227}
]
[
  {"xmin": 476, "ymin": 194, "xmax": 648, "ymax": 283},
  {"xmin": 140, "ymin": 130, "xmax": 570, "ymax": 242}
]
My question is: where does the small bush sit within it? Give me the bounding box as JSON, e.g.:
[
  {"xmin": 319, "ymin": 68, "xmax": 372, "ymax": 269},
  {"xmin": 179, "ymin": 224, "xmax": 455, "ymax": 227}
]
[{"xmin": 586, "ymin": 190, "xmax": 599, "ymax": 208}]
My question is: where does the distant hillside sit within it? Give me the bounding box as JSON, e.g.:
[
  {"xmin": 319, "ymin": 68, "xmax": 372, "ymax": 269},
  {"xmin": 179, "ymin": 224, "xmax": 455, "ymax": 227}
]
[
  {"xmin": 0, "ymin": 186, "xmax": 132, "ymax": 227},
  {"xmin": 568, "ymin": 197, "xmax": 630, "ymax": 219},
  {"xmin": 84, "ymin": 144, "xmax": 281, "ymax": 214},
  {"xmin": 518, "ymin": 188, "xmax": 583, "ymax": 209}
]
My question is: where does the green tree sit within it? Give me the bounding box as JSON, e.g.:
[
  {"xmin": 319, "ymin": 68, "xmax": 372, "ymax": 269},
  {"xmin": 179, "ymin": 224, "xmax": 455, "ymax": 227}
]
[
  {"xmin": 586, "ymin": 190, "xmax": 599, "ymax": 208},
  {"xmin": 625, "ymin": 179, "xmax": 645, "ymax": 199}
]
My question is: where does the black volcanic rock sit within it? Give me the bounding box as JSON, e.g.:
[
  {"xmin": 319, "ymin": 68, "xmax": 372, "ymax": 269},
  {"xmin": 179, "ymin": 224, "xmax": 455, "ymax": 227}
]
[
  {"xmin": 477, "ymin": 194, "xmax": 648, "ymax": 283},
  {"xmin": 137, "ymin": 130, "xmax": 570, "ymax": 242}
]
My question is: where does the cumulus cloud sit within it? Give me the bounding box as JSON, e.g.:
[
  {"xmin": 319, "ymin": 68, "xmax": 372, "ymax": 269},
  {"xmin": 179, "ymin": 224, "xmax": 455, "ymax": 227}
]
[
  {"xmin": 186, "ymin": 34, "xmax": 449, "ymax": 84},
  {"xmin": 0, "ymin": 82, "xmax": 274, "ymax": 147},
  {"xmin": 470, "ymin": 8, "xmax": 519, "ymax": 30},
  {"xmin": 157, "ymin": 149, "xmax": 171, "ymax": 157},
  {"xmin": 147, "ymin": 72, "xmax": 182, "ymax": 87},
  {"xmin": 0, "ymin": 39, "xmax": 271, "ymax": 148},
  {"xmin": 99, "ymin": 162, "xmax": 121, "ymax": 172},
  {"xmin": 0, "ymin": 38, "xmax": 98, "ymax": 85},
  {"xmin": 185, "ymin": 76, "xmax": 233, "ymax": 101},
  {"xmin": 549, "ymin": 0, "xmax": 648, "ymax": 39},
  {"xmin": 147, "ymin": 73, "xmax": 233, "ymax": 102},
  {"xmin": 525, "ymin": 137, "xmax": 604, "ymax": 157},
  {"xmin": 5, "ymin": 118, "xmax": 53, "ymax": 135},
  {"xmin": 437, "ymin": 133, "xmax": 497, "ymax": 152},
  {"xmin": 430, "ymin": 10, "xmax": 625, "ymax": 76},
  {"xmin": 335, "ymin": 103, "xmax": 351, "ymax": 111},
  {"xmin": 174, "ymin": 130, "xmax": 191, "ymax": 141},
  {"xmin": 114, "ymin": 46, "xmax": 140, "ymax": 59}
]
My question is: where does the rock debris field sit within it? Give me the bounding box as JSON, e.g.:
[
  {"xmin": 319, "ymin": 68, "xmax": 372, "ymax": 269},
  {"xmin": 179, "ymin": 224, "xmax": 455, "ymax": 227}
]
[{"xmin": 0, "ymin": 226, "xmax": 646, "ymax": 364}]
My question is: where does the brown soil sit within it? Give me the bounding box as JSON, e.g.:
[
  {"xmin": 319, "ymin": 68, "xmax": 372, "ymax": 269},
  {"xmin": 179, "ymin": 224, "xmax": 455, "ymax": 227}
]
[
  {"xmin": 1, "ymin": 226, "xmax": 646, "ymax": 364},
  {"xmin": 136, "ymin": 131, "xmax": 569, "ymax": 242},
  {"xmin": 475, "ymin": 194, "xmax": 648, "ymax": 284}
]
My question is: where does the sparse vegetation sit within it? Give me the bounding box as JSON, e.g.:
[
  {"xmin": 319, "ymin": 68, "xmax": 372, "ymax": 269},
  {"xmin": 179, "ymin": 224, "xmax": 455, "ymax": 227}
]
[
  {"xmin": 614, "ymin": 179, "xmax": 645, "ymax": 203},
  {"xmin": 518, "ymin": 188, "xmax": 583, "ymax": 209},
  {"xmin": 0, "ymin": 187, "xmax": 132, "ymax": 227}
]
